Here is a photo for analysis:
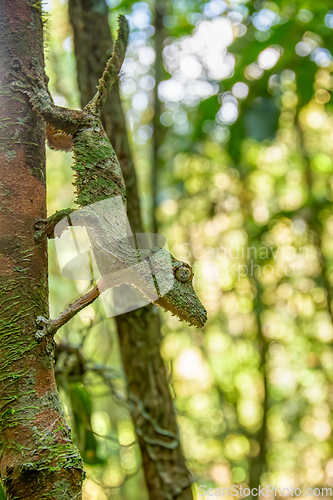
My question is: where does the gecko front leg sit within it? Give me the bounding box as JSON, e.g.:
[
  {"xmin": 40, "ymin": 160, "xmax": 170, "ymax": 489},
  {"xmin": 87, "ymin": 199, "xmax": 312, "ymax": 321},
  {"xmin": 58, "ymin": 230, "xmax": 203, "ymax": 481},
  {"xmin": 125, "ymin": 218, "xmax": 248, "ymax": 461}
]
[{"xmin": 34, "ymin": 208, "xmax": 76, "ymax": 241}]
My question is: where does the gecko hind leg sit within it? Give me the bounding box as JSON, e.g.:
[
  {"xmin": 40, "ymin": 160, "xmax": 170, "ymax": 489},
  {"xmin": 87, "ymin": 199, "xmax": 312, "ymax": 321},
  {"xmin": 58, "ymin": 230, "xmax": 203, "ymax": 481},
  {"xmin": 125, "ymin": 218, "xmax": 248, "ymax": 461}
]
[{"xmin": 10, "ymin": 58, "xmax": 86, "ymax": 135}]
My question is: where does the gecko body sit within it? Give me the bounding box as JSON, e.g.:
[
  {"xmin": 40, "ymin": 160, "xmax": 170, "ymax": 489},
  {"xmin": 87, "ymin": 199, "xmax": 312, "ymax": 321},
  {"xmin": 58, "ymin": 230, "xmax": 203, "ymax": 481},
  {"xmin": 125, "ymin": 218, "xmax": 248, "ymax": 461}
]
[{"xmin": 11, "ymin": 16, "xmax": 207, "ymax": 329}]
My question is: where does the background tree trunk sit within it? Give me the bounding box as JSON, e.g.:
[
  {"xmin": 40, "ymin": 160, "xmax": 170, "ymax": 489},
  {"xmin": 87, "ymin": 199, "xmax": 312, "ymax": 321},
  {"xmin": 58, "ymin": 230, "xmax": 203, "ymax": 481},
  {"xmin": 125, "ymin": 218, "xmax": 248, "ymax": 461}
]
[
  {"xmin": 68, "ymin": 0, "xmax": 194, "ymax": 498},
  {"xmin": 0, "ymin": 1, "xmax": 84, "ymax": 498},
  {"xmin": 151, "ymin": 0, "xmax": 168, "ymax": 235}
]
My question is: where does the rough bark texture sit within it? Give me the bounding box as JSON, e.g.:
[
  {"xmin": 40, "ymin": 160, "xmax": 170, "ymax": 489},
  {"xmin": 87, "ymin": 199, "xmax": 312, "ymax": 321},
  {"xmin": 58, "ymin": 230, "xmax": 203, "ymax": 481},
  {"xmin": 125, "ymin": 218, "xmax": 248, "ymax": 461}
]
[
  {"xmin": 68, "ymin": 0, "xmax": 193, "ymax": 498},
  {"xmin": 0, "ymin": 1, "xmax": 84, "ymax": 498}
]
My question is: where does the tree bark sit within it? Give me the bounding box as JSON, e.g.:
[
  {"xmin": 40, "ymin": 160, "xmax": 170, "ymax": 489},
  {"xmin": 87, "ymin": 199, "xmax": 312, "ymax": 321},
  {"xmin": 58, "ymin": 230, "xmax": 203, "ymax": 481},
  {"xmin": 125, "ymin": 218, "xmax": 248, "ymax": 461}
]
[
  {"xmin": 68, "ymin": 1, "xmax": 194, "ymax": 498},
  {"xmin": 0, "ymin": 1, "xmax": 84, "ymax": 498}
]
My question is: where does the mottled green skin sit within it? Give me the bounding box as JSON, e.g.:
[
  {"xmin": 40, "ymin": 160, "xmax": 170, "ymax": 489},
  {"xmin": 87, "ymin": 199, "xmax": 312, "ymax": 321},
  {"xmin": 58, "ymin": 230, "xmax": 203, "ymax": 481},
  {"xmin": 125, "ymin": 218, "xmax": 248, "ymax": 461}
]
[
  {"xmin": 69, "ymin": 114, "xmax": 207, "ymax": 327},
  {"xmin": 72, "ymin": 122, "xmax": 126, "ymax": 207},
  {"xmin": 75, "ymin": 202, "xmax": 207, "ymax": 327}
]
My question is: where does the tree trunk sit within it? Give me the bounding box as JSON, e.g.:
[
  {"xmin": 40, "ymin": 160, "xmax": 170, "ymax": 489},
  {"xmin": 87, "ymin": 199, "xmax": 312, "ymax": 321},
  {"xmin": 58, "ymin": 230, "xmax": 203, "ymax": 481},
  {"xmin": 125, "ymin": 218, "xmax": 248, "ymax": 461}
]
[
  {"xmin": 68, "ymin": 0, "xmax": 194, "ymax": 498},
  {"xmin": 0, "ymin": 1, "xmax": 84, "ymax": 498}
]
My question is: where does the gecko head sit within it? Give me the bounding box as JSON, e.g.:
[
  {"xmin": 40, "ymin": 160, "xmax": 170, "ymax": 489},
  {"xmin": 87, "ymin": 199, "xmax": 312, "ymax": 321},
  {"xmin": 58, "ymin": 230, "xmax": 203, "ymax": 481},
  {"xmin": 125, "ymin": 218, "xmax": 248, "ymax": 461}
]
[{"xmin": 152, "ymin": 252, "xmax": 207, "ymax": 328}]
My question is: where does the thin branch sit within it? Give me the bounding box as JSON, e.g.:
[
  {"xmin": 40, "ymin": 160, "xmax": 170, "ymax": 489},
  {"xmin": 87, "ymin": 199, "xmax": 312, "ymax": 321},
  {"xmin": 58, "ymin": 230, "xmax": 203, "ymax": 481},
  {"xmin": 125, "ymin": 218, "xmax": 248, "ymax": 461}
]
[
  {"xmin": 36, "ymin": 280, "xmax": 106, "ymax": 338},
  {"xmin": 85, "ymin": 425, "xmax": 136, "ymax": 447}
]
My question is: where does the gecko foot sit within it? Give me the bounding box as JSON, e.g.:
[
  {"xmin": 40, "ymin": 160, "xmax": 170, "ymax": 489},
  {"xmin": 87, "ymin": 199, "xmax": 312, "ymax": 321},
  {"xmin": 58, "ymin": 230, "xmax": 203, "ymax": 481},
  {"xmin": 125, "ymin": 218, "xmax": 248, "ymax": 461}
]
[
  {"xmin": 35, "ymin": 315, "xmax": 57, "ymax": 341},
  {"xmin": 10, "ymin": 58, "xmax": 47, "ymax": 99}
]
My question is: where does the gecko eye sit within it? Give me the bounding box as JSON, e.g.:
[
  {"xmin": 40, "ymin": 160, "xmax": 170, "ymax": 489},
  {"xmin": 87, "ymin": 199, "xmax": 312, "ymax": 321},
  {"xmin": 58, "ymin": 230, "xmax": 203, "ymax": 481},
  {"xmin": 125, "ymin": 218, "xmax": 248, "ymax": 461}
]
[{"xmin": 174, "ymin": 264, "xmax": 193, "ymax": 283}]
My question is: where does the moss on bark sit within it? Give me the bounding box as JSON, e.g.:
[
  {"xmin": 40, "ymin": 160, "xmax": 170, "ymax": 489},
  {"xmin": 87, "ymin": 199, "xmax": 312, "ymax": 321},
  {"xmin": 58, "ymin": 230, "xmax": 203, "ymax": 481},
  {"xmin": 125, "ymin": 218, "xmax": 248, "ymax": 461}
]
[{"xmin": 0, "ymin": 1, "xmax": 84, "ymax": 498}]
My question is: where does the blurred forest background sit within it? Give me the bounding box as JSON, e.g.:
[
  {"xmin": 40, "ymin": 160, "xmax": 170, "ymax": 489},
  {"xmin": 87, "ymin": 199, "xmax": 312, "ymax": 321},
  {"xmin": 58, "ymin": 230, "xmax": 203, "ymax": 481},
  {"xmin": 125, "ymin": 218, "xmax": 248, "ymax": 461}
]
[{"xmin": 5, "ymin": 0, "xmax": 333, "ymax": 498}]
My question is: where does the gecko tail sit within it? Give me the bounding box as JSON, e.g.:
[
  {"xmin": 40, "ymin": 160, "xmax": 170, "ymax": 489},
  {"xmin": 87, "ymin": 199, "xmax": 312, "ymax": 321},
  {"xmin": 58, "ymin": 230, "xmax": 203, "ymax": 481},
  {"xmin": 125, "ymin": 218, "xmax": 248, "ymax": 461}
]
[
  {"xmin": 99, "ymin": 15, "xmax": 129, "ymax": 97},
  {"xmin": 85, "ymin": 15, "xmax": 130, "ymax": 115}
]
